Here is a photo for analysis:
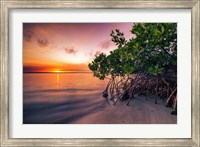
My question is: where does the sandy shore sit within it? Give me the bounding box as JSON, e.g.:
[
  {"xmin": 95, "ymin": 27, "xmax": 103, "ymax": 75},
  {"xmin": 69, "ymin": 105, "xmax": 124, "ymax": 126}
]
[
  {"xmin": 70, "ymin": 96, "xmax": 177, "ymax": 124},
  {"xmin": 24, "ymin": 73, "xmax": 177, "ymax": 124},
  {"xmin": 24, "ymin": 93, "xmax": 177, "ymax": 124}
]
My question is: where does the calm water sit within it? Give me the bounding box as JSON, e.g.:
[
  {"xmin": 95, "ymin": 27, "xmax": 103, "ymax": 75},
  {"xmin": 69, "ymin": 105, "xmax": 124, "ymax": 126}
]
[{"xmin": 23, "ymin": 73, "xmax": 108, "ymax": 124}]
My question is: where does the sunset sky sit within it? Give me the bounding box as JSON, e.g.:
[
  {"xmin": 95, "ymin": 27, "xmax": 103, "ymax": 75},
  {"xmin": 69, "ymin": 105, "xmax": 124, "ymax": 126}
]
[{"xmin": 23, "ymin": 23, "xmax": 133, "ymax": 72}]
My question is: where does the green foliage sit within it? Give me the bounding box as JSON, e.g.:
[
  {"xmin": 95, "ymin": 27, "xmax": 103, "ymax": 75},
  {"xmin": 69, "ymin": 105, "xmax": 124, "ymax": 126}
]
[
  {"xmin": 110, "ymin": 29, "xmax": 127, "ymax": 48},
  {"xmin": 88, "ymin": 53, "xmax": 109, "ymax": 80},
  {"xmin": 88, "ymin": 23, "xmax": 177, "ymax": 79}
]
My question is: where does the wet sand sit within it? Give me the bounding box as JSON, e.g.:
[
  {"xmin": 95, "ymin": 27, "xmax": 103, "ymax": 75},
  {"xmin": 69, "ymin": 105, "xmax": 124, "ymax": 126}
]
[
  {"xmin": 23, "ymin": 73, "xmax": 176, "ymax": 124},
  {"xmin": 71, "ymin": 96, "xmax": 177, "ymax": 124},
  {"xmin": 24, "ymin": 95, "xmax": 176, "ymax": 124}
]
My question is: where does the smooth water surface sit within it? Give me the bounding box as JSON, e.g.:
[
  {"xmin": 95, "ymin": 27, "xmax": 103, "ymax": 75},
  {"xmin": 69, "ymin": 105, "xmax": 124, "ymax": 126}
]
[
  {"xmin": 23, "ymin": 73, "xmax": 108, "ymax": 124},
  {"xmin": 23, "ymin": 73, "xmax": 177, "ymax": 124}
]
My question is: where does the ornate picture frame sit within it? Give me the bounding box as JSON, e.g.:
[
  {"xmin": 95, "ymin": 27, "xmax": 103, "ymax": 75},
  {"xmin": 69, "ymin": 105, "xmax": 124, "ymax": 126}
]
[{"xmin": 0, "ymin": 0, "xmax": 199, "ymax": 146}]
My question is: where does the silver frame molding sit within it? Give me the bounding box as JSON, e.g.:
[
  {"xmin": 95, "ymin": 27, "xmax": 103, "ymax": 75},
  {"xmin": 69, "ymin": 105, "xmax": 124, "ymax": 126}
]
[{"xmin": 0, "ymin": 0, "xmax": 199, "ymax": 146}]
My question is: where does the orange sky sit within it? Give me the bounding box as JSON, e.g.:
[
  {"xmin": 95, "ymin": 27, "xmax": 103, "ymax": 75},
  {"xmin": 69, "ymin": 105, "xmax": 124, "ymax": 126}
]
[{"xmin": 23, "ymin": 23, "xmax": 133, "ymax": 72}]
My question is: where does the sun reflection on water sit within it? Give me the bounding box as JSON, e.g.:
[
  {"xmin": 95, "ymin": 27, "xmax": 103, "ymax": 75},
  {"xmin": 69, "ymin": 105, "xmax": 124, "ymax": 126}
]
[{"xmin": 56, "ymin": 74, "xmax": 60, "ymax": 88}]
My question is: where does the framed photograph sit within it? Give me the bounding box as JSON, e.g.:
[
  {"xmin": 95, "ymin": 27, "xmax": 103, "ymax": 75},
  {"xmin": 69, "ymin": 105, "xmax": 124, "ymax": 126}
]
[{"xmin": 0, "ymin": 0, "xmax": 199, "ymax": 146}]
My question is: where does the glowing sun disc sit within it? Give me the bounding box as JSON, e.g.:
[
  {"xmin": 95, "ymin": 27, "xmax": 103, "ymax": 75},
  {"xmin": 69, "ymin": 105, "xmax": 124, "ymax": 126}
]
[{"xmin": 53, "ymin": 70, "xmax": 62, "ymax": 73}]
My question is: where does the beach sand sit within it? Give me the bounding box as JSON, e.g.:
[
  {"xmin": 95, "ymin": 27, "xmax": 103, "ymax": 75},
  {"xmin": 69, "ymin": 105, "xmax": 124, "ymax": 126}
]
[
  {"xmin": 24, "ymin": 95, "xmax": 177, "ymax": 124},
  {"xmin": 70, "ymin": 96, "xmax": 177, "ymax": 124},
  {"xmin": 23, "ymin": 74, "xmax": 177, "ymax": 124},
  {"xmin": 23, "ymin": 73, "xmax": 177, "ymax": 124}
]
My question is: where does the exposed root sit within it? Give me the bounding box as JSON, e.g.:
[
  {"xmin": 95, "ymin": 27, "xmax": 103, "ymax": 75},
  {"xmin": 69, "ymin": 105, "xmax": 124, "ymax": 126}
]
[{"xmin": 102, "ymin": 74, "xmax": 177, "ymax": 115}]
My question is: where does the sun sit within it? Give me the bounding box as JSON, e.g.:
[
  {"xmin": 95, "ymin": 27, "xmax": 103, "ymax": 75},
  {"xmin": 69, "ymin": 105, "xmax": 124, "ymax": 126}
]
[{"xmin": 53, "ymin": 70, "xmax": 62, "ymax": 73}]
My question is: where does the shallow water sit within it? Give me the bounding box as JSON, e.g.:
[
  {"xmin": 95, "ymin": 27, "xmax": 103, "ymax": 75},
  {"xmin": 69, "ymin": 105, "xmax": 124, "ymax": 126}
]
[
  {"xmin": 23, "ymin": 73, "xmax": 108, "ymax": 124},
  {"xmin": 23, "ymin": 73, "xmax": 176, "ymax": 124}
]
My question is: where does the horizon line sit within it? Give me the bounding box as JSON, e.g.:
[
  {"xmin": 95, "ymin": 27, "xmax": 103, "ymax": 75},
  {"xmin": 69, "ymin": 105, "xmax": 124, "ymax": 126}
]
[{"xmin": 23, "ymin": 71, "xmax": 92, "ymax": 73}]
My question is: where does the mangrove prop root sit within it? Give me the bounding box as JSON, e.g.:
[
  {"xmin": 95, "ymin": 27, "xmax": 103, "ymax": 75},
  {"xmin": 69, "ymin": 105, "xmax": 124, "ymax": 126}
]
[{"xmin": 102, "ymin": 74, "xmax": 177, "ymax": 115}]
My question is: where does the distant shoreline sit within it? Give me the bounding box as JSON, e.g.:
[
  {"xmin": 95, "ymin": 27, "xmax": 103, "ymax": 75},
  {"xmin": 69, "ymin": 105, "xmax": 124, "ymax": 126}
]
[{"xmin": 23, "ymin": 72, "xmax": 92, "ymax": 74}]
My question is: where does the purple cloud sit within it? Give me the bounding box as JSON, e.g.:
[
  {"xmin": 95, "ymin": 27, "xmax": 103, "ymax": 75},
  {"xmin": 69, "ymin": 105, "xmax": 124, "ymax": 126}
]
[
  {"xmin": 65, "ymin": 47, "xmax": 78, "ymax": 54},
  {"xmin": 37, "ymin": 38, "xmax": 49, "ymax": 47},
  {"xmin": 23, "ymin": 29, "xmax": 34, "ymax": 42},
  {"xmin": 94, "ymin": 51, "xmax": 101, "ymax": 56},
  {"xmin": 99, "ymin": 40, "xmax": 111, "ymax": 50}
]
